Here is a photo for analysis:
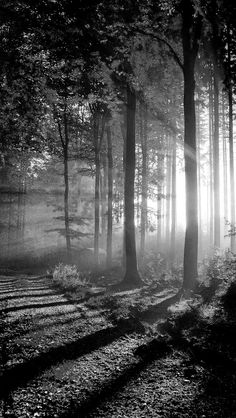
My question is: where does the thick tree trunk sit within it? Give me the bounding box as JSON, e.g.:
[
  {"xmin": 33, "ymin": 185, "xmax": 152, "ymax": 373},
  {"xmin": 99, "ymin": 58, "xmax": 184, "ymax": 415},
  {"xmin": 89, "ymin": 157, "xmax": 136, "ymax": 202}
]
[
  {"xmin": 123, "ymin": 85, "xmax": 142, "ymax": 286},
  {"xmin": 106, "ymin": 125, "xmax": 113, "ymax": 267},
  {"xmin": 183, "ymin": 65, "xmax": 198, "ymax": 289},
  {"xmin": 140, "ymin": 105, "xmax": 148, "ymax": 262},
  {"xmin": 182, "ymin": 0, "xmax": 201, "ymax": 290},
  {"xmin": 213, "ymin": 66, "xmax": 221, "ymax": 248}
]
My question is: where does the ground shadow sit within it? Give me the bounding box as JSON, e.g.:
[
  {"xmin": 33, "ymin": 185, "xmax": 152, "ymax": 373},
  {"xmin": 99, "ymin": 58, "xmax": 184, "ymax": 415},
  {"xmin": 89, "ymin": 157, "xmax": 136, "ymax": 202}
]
[
  {"xmin": 59, "ymin": 339, "xmax": 171, "ymax": 417},
  {"xmin": 0, "ymin": 291, "xmax": 59, "ymax": 302},
  {"xmin": 1, "ymin": 322, "xmax": 141, "ymax": 399}
]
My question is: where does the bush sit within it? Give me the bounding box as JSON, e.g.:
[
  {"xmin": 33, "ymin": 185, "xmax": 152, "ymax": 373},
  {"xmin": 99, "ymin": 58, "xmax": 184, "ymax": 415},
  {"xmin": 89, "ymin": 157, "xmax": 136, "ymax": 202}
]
[
  {"xmin": 196, "ymin": 252, "xmax": 236, "ymax": 305},
  {"xmin": 52, "ymin": 264, "xmax": 89, "ymax": 292},
  {"xmin": 139, "ymin": 251, "xmax": 182, "ymax": 289},
  {"xmin": 221, "ymin": 281, "xmax": 236, "ymax": 317}
]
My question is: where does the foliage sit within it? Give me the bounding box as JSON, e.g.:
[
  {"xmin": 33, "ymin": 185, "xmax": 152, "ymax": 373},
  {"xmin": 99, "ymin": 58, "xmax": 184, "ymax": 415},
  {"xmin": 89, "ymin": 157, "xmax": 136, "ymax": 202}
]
[
  {"xmin": 221, "ymin": 281, "xmax": 236, "ymax": 317},
  {"xmin": 139, "ymin": 251, "xmax": 182, "ymax": 289},
  {"xmin": 52, "ymin": 263, "xmax": 89, "ymax": 293},
  {"xmin": 158, "ymin": 254, "xmax": 236, "ymax": 366}
]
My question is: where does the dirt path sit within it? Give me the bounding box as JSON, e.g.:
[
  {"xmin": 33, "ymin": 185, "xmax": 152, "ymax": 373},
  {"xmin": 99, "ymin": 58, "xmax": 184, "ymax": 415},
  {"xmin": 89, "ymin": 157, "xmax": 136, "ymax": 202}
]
[{"xmin": 1, "ymin": 274, "xmax": 235, "ymax": 417}]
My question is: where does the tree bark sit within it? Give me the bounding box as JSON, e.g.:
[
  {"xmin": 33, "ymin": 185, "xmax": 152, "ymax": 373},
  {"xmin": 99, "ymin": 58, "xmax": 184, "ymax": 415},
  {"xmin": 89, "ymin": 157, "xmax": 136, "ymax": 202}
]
[
  {"xmin": 94, "ymin": 116, "xmax": 100, "ymax": 267},
  {"xmin": 100, "ymin": 153, "xmax": 107, "ymax": 248},
  {"xmin": 213, "ymin": 64, "xmax": 221, "ymax": 248},
  {"xmin": 182, "ymin": 0, "xmax": 201, "ymax": 290},
  {"xmin": 227, "ymin": 29, "xmax": 236, "ymax": 252},
  {"xmin": 106, "ymin": 124, "xmax": 113, "ymax": 267},
  {"xmin": 123, "ymin": 85, "xmax": 142, "ymax": 286},
  {"xmin": 165, "ymin": 136, "xmax": 171, "ymax": 252},
  {"xmin": 64, "ymin": 146, "xmax": 71, "ymax": 254},
  {"xmin": 222, "ymin": 93, "xmax": 228, "ymax": 227},
  {"xmin": 196, "ymin": 97, "xmax": 202, "ymax": 258},
  {"xmin": 57, "ymin": 105, "xmax": 71, "ymax": 256},
  {"xmin": 140, "ymin": 104, "xmax": 148, "ymax": 262},
  {"xmin": 170, "ymin": 137, "xmax": 176, "ymax": 264},
  {"xmin": 209, "ymin": 77, "xmax": 214, "ymax": 247},
  {"xmin": 63, "ymin": 109, "xmax": 71, "ymax": 256}
]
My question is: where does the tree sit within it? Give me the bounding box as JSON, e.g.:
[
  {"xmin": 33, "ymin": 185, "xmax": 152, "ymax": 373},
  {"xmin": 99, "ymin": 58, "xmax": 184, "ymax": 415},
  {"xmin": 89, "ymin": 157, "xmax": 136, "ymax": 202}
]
[
  {"xmin": 181, "ymin": 0, "xmax": 202, "ymax": 290},
  {"xmin": 106, "ymin": 123, "xmax": 113, "ymax": 267},
  {"xmin": 122, "ymin": 85, "xmax": 143, "ymax": 286},
  {"xmin": 140, "ymin": 104, "xmax": 148, "ymax": 262}
]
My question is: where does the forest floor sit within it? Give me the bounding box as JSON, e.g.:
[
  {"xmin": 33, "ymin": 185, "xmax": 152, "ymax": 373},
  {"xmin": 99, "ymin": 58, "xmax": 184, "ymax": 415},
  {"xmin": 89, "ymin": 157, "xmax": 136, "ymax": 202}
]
[{"xmin": 0, "ymin": 272, "xmax": 236, "ymax": 417}]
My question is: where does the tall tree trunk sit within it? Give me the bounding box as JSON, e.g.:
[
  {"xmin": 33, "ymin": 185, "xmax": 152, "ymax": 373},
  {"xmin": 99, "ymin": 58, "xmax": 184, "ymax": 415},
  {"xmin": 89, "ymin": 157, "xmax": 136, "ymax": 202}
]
[
  {"xmin": 63, "ymin": 110, "xmax": 71, "ymax": 255},
  {"xmin": 123, "ymin": 85, "xmax": 142, "ymax": 286},
  {"xmin": 157, "ymin": 183, "xmax": 162, "ymax": 249},
  {"xmin": 140, "ymin": 104, "xmax": 148, "ymax": 262},
  {"xmin": 94, "ymin": 117, "xmax": 100, "ymax": 267},
  {"xmin": 222, "ymin": 93, "xmax": 228, "ymax": 226},
  {"xmin": 196, "ymin": 97, "xmax": 202, "ymax": 257},
  {"xmin": 64, "ymin": 146, "xmax": 71, "ymax": 254},
  {"xmin": 227, "ymin": 29, "xmax": 236, "ymax": 252},
  {"xmin": 136, "ymin": 144, "xmax": 141, "ymax": 222},
  {"xmin": 182, "ymin": 0, "xmax": 201, "ymax": 290},
  {"xmin": 121, "ymin": 117, "xmax": 127, "ymax": 269},
  {"xmin": 100, "ymin": 154, "xmax": 107, "ymax": 248},
  {"xmin": 57, "ymin": 106, "xmax": 71, "ymax": 256},
  {"xmin": 165, "ymin": 136, "xmax": 171, "ymax": 252},
  {"xmin": 106, "ymin": 124, "xmax": 113, "ymax": 267},
  {"xmin": 156, "ymin": 147, "xmax": 162, "ymax": 250},
  {"xmin": 209, "ymin": 77, "xmax": 214, "ymax": 246},
  {"xmin": 213, "ymin": 64, "xmax": 221, "ymax": 248},
  {"xmin": 170, "ymin": 137, "xmax": 176, "ymax": 264}
]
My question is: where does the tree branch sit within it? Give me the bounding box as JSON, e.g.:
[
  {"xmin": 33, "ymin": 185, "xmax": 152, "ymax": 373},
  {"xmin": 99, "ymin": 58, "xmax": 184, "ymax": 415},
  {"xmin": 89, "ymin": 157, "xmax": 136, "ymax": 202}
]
[{"xmin": 135, "ymin": 28, "xmax": 184, "ymax": 72}]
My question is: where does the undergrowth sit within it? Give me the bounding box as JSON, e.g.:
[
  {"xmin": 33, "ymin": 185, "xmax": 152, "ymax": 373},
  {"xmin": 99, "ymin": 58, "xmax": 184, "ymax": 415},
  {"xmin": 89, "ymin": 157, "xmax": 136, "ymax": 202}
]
[
  {"xmin": 157, "ymin": 252, "xmax": 236, "ymax": 365},
  {"xmin": 52, "ymin": 264, "xmax": 90, "ymax": 297},
  {"xmin": 139, "ymin": 251, "xmax": 182, "ymax": 289}
]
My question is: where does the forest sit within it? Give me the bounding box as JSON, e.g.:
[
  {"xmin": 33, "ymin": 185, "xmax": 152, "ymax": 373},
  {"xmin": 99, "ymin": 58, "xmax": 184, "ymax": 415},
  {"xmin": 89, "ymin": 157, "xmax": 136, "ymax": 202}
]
[{"xmin": 1, "ymin": 0, "xmax": 236, "ymax": 417}]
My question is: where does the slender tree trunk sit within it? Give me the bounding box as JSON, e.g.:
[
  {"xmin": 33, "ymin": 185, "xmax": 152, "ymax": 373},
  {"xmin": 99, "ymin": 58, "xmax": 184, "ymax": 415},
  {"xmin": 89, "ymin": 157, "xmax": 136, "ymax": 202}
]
[
  {"xmin": 170, "ymin": 137, "xmax": 176, "ymax": 264},
  {"xmin": 63, "ymin": 109, "xmax": 71, "ymax": 255},
  {"xmin": 64, "ymin": 148, "xmax": 71, "ymax": 254},
  {"xmin": 157, "ymin": 183, "xmax": 162, "ymax": 249},
  {"xmin": 57, "ymin": 106, "xmax": 71, "ymax": 256},
  {"xmin": 182, "ymin": 0, "xmax": 201, "ymax": 290},
  {"xmin": 140, "ymin": 104, "xmax": 148, "ymax": 262},
  {"xmin": 94, "ymin": 117, "xmax": 100, "ymax": 267},
  {"xmin": 136, "ymin": 144, "xmax": 141, "ymax": 222},
  {"xmin": 156, "ymin": 147, "xmax": 162, "ymax": 250},
  {"xmin": 165, "ymin": 136, "xmax": 171, "ymax": 252},
  {"xmin": 196, "ymin": 97, "xmax": 202, "ymax": 257},
  {"xmin": 222, "ymin": 93, "xmax": 228, "ymax": 225},
  {"xmin": 121, "ymin": 118, "xmax": 127, "ymax": 269},
  {"xmin": 123, "ymin": 85, "xmax": 142, "ymax": 285},
  {"xmin": 227, "ymin": 30, "xmax": 236, "ymax": 252},
  {"xmin": 213, "ymin": 65, "xmax": 221, "ymax": 248},
  {"xmin": 107, "ymin": 125, "xmax": 113, "ymax": 267},
  {"xmin": 100, "ymin": 154, "xmax": 107, "ymax": 248},
  {"xmin": 209, "ymin": 77, "xmax": 214, "ymax": 246}
]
